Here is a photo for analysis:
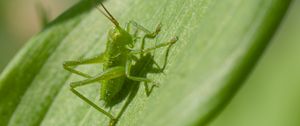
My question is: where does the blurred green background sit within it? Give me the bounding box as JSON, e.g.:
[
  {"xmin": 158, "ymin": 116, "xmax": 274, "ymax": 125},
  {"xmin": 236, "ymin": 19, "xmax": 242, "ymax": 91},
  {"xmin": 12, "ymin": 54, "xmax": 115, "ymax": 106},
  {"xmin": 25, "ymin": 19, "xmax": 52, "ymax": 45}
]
[
  {"xmin": 0, "ymin": 0, "xmax": 299, "ymax": 126},
  {"xmin": 211, "ymin": 1, "xmax": 300, "ymax": 126},
  {"xmin": 0, "ymin": 0, "xmax": 78, "ymax": 72}
]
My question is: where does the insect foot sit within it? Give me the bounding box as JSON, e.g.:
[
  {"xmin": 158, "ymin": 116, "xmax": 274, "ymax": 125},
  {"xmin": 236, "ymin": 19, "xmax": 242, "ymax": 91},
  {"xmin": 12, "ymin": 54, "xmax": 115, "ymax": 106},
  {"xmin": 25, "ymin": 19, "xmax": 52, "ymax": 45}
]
[
  {"xmin": 109, "ymin": 118, "xmax": 118, "ymax": 126},
  {"xmin": 170, "ymin": 36, "xmax": 179, "ymax": 44}
]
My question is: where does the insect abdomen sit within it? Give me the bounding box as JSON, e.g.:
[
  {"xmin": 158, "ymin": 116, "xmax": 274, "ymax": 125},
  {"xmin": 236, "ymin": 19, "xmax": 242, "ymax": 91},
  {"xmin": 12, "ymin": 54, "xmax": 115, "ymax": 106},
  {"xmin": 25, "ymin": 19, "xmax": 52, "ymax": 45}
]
[
  {"xmin": 100, "ymin": 76, "xmax": 125, "ymax": 103},
  {"xmin": 100, "ymin": 53, "xmax": 127, "ymax": 103},
  {"xmin": 100, "ymin": 27, "xmax": 131, "ymax": 104}
]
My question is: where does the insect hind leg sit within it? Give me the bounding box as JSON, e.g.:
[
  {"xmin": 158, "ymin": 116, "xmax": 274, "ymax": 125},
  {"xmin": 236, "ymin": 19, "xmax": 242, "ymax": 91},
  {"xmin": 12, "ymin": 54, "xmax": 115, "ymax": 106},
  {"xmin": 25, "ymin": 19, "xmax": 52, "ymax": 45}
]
[
  {"xmin": 69, "ymin": 67, "xmax": 125, "ymax": 125},
  {"xmin": 70, "ymin": 88, "xmax": 115, "ymax": 119},
  {"xmin": 63, "ymin": 53, "xmax": 106, "ymax": 78}
]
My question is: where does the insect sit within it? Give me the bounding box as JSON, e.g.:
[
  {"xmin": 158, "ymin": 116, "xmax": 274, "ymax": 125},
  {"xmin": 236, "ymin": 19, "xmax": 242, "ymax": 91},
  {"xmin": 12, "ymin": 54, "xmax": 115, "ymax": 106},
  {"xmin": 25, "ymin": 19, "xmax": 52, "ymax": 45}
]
[{"xmin": 63, "ymin": 2, "xmax": 178, "ymax": 126}]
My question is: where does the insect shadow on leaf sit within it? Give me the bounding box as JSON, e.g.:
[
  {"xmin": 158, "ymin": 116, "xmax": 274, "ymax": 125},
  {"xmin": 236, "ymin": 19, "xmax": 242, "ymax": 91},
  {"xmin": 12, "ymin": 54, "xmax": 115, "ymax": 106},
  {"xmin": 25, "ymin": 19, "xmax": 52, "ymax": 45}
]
[{"xmin": 110, "ymin": 52, "xmax": 170, "ymax": 122}]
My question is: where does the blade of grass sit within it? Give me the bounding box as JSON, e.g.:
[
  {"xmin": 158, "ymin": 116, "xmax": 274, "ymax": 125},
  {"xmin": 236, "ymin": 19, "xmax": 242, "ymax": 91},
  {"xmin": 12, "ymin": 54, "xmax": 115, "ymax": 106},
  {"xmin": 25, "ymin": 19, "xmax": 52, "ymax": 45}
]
[{"xmin": 0, "ymin": 0, "xmax": 291, "ymax": 126}]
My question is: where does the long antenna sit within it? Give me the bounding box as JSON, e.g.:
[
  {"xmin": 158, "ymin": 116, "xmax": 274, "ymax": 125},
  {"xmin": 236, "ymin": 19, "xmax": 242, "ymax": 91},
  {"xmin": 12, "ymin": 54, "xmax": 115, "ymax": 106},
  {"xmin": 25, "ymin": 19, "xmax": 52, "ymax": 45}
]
[{"xmin": 95, "ymin": 1, "xmax": 120, "ymax": 27}]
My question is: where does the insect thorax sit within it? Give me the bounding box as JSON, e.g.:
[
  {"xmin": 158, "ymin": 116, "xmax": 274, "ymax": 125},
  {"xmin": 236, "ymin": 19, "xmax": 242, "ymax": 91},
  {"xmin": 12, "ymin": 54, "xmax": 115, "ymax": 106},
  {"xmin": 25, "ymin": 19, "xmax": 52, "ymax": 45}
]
[
  {"xmin": 104, "ymin": 27, "xmax": 132, "ymax": 65},
  {"xmin": 108, "ymin": 26, "xmax": 133, "ymax": 46}
]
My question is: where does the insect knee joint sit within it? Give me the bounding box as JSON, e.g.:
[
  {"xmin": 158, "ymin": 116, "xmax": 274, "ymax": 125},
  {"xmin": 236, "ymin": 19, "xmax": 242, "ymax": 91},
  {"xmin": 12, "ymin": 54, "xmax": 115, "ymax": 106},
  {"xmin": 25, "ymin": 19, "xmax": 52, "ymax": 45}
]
[
  {"xmin": 63, "ymin": 62, "xmax": 68, "ymax": 68},
  {"xmin": 70, "ymin": 82, "xmax": 78, "ymax": 89},
  {"xmin": 171, "ymin": 36, "xmax": 179, "ymax": 42}
]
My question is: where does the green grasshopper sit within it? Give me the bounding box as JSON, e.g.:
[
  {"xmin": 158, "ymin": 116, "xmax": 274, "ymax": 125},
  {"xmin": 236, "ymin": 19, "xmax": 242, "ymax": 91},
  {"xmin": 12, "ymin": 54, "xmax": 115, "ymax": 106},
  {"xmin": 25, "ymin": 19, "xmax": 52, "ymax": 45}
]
[{"xmin": 63, "ymin": 2, "xmax": 178, "ymax": 126}]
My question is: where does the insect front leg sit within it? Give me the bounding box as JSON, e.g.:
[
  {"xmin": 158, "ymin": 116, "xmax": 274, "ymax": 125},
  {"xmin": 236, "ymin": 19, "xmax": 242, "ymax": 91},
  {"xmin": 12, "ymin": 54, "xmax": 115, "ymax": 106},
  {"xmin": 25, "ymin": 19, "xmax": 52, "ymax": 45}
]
[
  {"xmin": 63, "ymin": 53, "xmax": 105, "ymax": 78},
  {"xmin": 127, "ymin": 20, "xmax": 152, "ymax": 34},
  {"xmin": 128, "ymin": 21, "xmax": 162, "ymax": 56},
  {"xmin": 69, "ymin": 67, "xmax": 125, "ymax": 124}
]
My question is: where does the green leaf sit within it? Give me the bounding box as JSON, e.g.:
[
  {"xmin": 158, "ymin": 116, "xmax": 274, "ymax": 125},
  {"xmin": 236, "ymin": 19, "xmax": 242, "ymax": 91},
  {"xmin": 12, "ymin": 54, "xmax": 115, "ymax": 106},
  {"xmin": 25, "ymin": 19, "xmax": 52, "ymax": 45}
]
[{"xmin": 0, "ymin": 0, "xmax": 291, "ymax": 126}]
